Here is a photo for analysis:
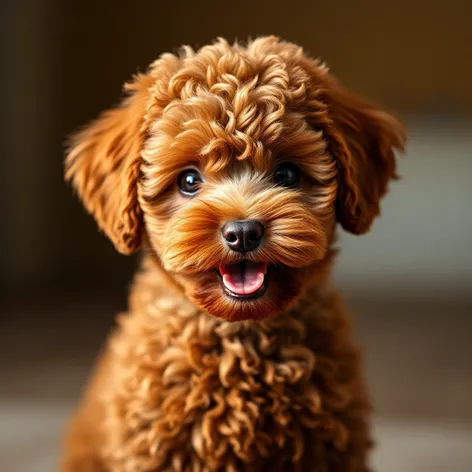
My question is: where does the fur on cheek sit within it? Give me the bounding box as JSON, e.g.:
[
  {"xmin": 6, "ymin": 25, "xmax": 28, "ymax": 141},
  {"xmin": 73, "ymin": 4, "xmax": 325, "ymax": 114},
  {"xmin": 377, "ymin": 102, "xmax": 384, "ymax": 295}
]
[{"xmin": 160, "ymin": 200, "xmax": 224, "ymax": 273}]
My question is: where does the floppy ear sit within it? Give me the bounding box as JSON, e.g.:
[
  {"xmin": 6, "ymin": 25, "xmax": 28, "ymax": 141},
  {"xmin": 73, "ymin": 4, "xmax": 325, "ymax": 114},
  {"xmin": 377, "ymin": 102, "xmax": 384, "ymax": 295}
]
[
  {"xmin": 322, "ymin": 78, "xmax": 406, "ymax": 234},
  {"xmin": 65, "ymin": 73, "xmax": 154, "ymax": 254}
]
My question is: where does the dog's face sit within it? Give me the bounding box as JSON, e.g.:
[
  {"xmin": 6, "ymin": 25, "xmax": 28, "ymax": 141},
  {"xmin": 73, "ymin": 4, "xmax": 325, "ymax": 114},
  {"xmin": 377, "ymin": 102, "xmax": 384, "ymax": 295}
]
[
  {"xmin": 66, "ymin": 37, "xmax": 405, "ymax": 321},
  {"xmin": 140, "ymin": 100, "xmax": 337, "ymax": 321}
]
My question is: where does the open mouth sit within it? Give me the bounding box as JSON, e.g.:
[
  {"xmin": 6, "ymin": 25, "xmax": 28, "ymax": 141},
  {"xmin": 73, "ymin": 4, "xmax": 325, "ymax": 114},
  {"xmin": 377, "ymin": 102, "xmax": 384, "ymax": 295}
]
[{"xmin": 218, "ymin": 261, "xmax": 268, "ymax": 300}]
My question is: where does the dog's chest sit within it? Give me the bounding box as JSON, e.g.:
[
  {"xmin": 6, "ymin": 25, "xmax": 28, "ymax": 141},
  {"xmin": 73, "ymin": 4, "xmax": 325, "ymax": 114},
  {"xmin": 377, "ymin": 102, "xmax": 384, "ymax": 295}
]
[
  {"xmin": 104, "ymin": 305, "xmax": 346, "ymax": 471},
  {"xmin": 104, "ymin": 308, "xmax": 340, "ymax": 471}
]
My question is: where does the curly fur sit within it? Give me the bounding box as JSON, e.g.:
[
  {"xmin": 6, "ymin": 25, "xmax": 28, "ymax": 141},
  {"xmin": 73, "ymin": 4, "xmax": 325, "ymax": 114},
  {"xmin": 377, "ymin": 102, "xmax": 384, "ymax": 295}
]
[{"xmin": 61, "ymin": 36, "xmax": 405, "ymax": 471}]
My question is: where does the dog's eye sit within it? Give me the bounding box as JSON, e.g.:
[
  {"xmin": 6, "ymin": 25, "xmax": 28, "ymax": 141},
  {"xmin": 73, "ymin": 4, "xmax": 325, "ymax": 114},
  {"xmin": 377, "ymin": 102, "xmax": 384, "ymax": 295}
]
[
  {"xmin": 273, "ymin": 163, "xmax": 300, "ymax": 188},
  {"xmin": 178, "ymin": 169, "xmax": 203, "ymax": 196}
]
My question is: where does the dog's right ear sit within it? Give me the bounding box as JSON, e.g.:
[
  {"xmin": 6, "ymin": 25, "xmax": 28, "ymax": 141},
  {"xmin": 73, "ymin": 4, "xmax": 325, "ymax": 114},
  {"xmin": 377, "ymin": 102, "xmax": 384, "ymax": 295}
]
[{"xmin": 65, "ymin": 73, "xmax": 155, "ymax": 254}]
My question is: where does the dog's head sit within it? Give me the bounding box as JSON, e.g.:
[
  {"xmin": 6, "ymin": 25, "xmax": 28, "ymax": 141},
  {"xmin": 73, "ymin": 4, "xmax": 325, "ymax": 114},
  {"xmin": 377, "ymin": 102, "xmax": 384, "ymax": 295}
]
[{"xmin": 66, "ymin": 37, "xmax": 405, "ymax": 321}]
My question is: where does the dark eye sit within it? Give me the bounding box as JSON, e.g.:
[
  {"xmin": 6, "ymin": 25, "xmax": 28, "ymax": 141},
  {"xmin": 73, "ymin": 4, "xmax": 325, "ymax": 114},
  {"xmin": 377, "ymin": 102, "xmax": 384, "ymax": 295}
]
[
  {"xmin": 273, "ymin": 163, "xmax": 300, "ymax": 188},
  {"xmin": 178, "ymin": 169, "xmax": 203, "ymax": 196}
]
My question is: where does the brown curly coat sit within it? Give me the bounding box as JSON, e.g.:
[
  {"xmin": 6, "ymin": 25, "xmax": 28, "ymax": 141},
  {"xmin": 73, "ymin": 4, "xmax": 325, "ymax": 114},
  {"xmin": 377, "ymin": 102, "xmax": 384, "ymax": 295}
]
[{"xmin": 61, "ymin": 36, "xmax": 405, "ymax": 471}]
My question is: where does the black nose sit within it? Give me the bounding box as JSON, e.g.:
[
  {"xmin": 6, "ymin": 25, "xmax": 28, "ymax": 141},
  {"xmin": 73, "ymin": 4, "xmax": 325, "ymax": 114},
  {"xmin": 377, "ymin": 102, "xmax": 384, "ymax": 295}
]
[{"xmin": 221, "ymin": 220, "xmax": 264, "ymax": 253}]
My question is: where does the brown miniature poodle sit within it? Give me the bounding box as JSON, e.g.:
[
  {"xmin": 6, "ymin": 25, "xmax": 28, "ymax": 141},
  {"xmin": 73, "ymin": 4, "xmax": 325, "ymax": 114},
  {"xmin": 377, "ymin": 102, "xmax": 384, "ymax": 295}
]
[{"xmin": 61, "ymin": 36, "xmax": 405, "ymax": 472}]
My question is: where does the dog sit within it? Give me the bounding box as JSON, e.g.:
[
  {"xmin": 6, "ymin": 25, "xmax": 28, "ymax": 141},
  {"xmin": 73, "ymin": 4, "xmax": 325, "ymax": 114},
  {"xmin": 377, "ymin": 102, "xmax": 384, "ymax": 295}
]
[{"xmin": 61, "ymin": 36, "xmax": 405, "ymax": 472}]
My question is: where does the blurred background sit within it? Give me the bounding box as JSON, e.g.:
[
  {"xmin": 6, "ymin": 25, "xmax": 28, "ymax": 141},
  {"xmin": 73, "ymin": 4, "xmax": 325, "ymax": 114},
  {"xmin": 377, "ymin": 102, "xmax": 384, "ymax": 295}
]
[{"xmin": 1, "ymin": 1, "xmax": 471, "ymax": 471}]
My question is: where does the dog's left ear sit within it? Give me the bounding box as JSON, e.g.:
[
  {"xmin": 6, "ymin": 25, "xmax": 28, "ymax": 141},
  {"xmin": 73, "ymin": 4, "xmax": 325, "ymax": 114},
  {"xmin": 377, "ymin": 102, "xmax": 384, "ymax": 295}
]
[
  {"xmin": 315, "ymin": 73, "xmax": 406, "ymax": 235},
  {"xmin": 65, "ymin": 73, "xmax": 154, "ymax": 254}
]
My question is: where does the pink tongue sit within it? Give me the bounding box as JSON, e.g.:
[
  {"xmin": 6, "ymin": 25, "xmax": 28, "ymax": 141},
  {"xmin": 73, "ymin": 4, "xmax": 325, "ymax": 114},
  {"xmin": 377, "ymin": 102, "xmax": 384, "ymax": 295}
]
[{"xmin": 220, "ymin": 262, "xmax": 267, "ymax": 295}]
